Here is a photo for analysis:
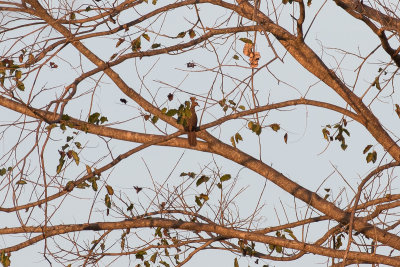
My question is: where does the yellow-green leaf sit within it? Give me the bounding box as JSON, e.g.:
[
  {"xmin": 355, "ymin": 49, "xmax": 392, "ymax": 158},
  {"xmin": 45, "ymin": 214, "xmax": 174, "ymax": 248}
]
[
  {"xmin": 239, "ymin": 37, "xmax": 253, "ymax": 44},
  {"xmin": 142, "ymin": 33, "xmax": 150, "ymax": 42},
  {"xmin": 270, "ymin": 123, "xmax": 280, "ymax": 132},
  {"xmin": 71, "ymin": 150, "xmax": 79, "ymax": 165}
]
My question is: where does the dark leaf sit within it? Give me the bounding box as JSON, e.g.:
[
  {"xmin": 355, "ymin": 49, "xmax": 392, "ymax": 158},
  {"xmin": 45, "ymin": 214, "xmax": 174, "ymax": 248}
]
[{"xmin": 134, "ymin": 186, "xmax": 143, "ymax": 193}]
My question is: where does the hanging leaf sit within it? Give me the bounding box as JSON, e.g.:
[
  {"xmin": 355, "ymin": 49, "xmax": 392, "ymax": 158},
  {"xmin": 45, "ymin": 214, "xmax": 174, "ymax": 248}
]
[
  {"xmin": 70, "ymin": 12, "xmax": 76, "ymax": 20},
  {"xmin": 150, "ymin": 252, "xmax": 157, "ymax": 263},
  {"xmin": 91, "ymin": 179, "xmax": 98, "ymax": 191},
  {"xmin": 86, "ymin": 165, "xmax": 92, "ymax": 175},
  {"xmin": 105, "ymin": 194, "xmax": 111, "ymax": 208},
  {"xmin": 127, "ymin": 203, "xmax": 134, "ymax": 211},
  {"xmin": 235, "ymin": 132, "xmax": 243, "ymax": 143},
  {"xmin": 15, "ymin": 70, "xmax": 22, "ymax": 79},
  {"xmin": 366, "ymin": 151, "xmax": 377, "ymax": 163},
  {"xmin": 284, "ymin": 132, "xmax": 288, "ymax": 144},
  {"xmin": 142, "ymin": 33, "xmax": 150, "ymax": 41},
  {"xmin": 16, "ymin": 81, "xmax": 25, "ymax": 91},
  {"xmin": 70, "ymin": 150, "xmax": 80, "ymax": 165},
  {"xmin": 233, "ymin": 55, "xmax": 239, "ymax": 60},
  {"xmin": 56, "ymin": 158, "xmax": 65, "ymax": 174},
  {"xmin": 188, "ymin": 29, "xmax": 196, "ymax": 38},
  {"xmin": 151, "ymin": 43, "xmax": 161, "ymax": 49},
  {"xmin": 372, "ymin": 76, "xmax": 381, "ymax": 90},
  {"xmin": 16, "ymin": 179, "xmax": 27, "ymax": 185},
  {"xmin": 230, "ymin": 136, "xmax": 236, "ymax": 148},
  {"xmin": 234, "ymin": 258, "xmax": 239, "ymax": 267},
  {"xmin": 106, "ymin": 185, "xmax": 114, "ymax": 195}
]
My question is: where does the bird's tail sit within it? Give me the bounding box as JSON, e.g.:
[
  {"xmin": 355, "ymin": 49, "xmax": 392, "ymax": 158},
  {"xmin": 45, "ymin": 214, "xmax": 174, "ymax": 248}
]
[{"xmin": 188, "ymin": 132, "xmax": 197, "ymax": 146}]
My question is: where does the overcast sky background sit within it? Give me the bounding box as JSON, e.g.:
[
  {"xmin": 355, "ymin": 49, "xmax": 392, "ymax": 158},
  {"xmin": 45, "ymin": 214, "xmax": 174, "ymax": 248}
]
[{"xmin": 2, "ymin": 0, "xmax": 400, "ymax": 266}]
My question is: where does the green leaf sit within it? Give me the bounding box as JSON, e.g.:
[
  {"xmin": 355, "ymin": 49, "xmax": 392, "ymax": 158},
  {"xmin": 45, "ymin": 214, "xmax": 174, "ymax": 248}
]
[
  {"xmin": 60, "ymin": 123, "xmax": 67, "ymax": 131},
  {"xmin": 15, "ymin": 70, "xmax": 22, "ymax": 79},
  {"xmin": 239, "ymin": 37, "xmax": 253, "ymax": 44},
  {"xmin": 85, "ymin": 6, "xmax": 91, "ymax": 12},
  {"xmin": 127, "ymin": 203, "xmax": 133, "ymax": 211},
  {"xmin": 176, "ymin": 32, "xmax": 186, "ymax": 38},
  {"xmin": 160, "ymin": 261, "xmax": 170, "ymax": 267},
  {"xmin": 100, "ymin": 116, "xmax": 108, "ymax": 124},
  {"xmin": 270, "ymin": 123, "xmax": 280, "ymax": 132},
  {"xmin": 1, "ymin": 251, "xmax": 10, "ymax": 267},
  {"xmin": 105, "ymin": 194, "xmax": 111, "ymax": 208},
  {"xmin": 238, "ymin": 105, "xmax": 245, "ymax": 110},
  {"xmin": 92, "ymin": 180, "xmax": 98, "ymax": 191},
  {"xmin": 131, "ymin": 37, "xmax": 141, "ymax": 51},
  {"xmin": 0, "ymin": 168, "xmax": 6, "ymax": 176},
  {"xmin": 150, "ymin": 252, "xmax": 157, "ymax": 263},
  {"xmin": 151, "ymin": 43, "xmax": 161, "ymax": 49},
  {"xmin": 366, "ymin": 151, "xmax": 377, "ymax": 163},
  {"xmin": 220, "ymin": 174, "xmax": 231, "ymax": 182},
  {"xmin": 233, "ymin": 55, "xmax": 239, "ymax": 60},
  {"xmin": 166, "ymin": 109, "xmax": 177, "ymax": 117},
  {"xmin": 17, "ymin": 81, "xmax": 25, "ymax": 91},
  {"xmin": 195, "ymin": 196, "xmax": 202, "ymax": 207},
  {"xmin": 188, "ymin": 29, "xmax": 196, "ymax": 38},
  {"xmin": 152, "ymin": 0, "xmax": 157, "ymax": 4},
  {"xmin": 196, "ymin": 175, "xmax": 210, "ymax": 186},
  {"xmin": 151, "ymin": 116, "xmax": 159, "ymax": 124},
  {"xmin": 74, "ymin": 142, "xmax": 82, "ymax": 149},
  {"xmin": 56, "ymin": 158, "xmax": 65, "ymax": 174},
  {"xmin": 70, "ymin": 12, "xmax": 76, "ymax": 20},
  {"xmin": 88, "ymin": 112, "xmax": 100, "ymax": 124},
  {"xmin": 142, "ymin": 33, "xmax": 150, "ymax": 42},
  {"xmin": 144, "ymin": 261, "xmax": 150, "ymax": 267},
  {"xmin": 70, "ymin": 150, "xmax": 79, "ymax": 165}
]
